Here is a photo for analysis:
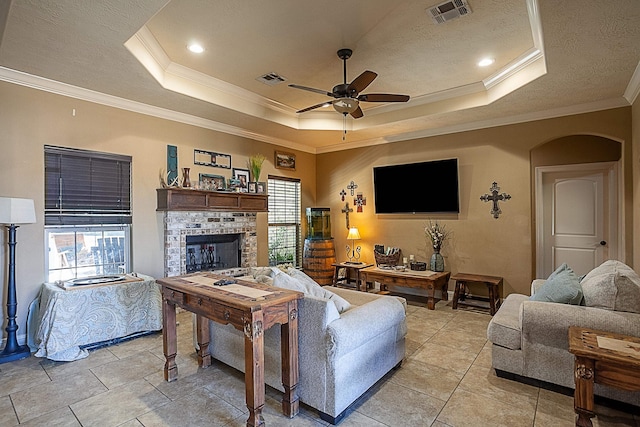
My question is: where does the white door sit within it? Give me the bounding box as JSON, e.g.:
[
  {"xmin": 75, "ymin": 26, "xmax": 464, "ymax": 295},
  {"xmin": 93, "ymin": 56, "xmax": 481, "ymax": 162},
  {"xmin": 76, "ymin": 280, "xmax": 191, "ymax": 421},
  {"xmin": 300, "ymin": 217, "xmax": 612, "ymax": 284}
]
[{"xmin": 535, "ymin": 162, "xmax": 619, "ymax": 278}]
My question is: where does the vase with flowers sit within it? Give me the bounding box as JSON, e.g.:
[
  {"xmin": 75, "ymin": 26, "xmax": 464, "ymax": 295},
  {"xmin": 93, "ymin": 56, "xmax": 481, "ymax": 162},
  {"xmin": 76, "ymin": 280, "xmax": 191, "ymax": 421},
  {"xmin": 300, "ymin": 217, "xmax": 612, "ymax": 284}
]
[
  {"xmin": 248, "ymin": 154, "xmax": 266, "ymax": 183},
  {"xmin": 425, "ymin": 220, "xmax": 451, "ymax": 272}
]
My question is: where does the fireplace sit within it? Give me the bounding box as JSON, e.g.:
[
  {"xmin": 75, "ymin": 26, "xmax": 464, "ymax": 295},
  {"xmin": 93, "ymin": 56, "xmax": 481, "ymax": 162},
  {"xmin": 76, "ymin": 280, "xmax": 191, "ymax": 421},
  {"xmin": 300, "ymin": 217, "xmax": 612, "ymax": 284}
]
[
  {"xmin": 185, "ymin": 233, "xmax": 241, "ymax": 273},
  {"xmin": 162, "ymin": 210, "xmax": 258, "ymax": 277},
  {"xmin": 158, "ymin": 189, "xmax": 267, "ymax": 278}
]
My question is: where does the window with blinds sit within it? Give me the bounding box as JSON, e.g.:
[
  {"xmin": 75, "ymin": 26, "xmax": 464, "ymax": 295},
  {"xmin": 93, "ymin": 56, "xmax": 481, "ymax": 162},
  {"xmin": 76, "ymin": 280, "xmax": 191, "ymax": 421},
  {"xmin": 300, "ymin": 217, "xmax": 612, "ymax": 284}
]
[
  {"xmin": 44, "ymin": 145, "xmax": 132, "ymax": 225},
  {"xmin": 44, "ymin": 146, "xmax": 132, "ymax": 281},
  {"xmin": 267, "ymin": 176, "xmax": 301, "ymax": 266}
]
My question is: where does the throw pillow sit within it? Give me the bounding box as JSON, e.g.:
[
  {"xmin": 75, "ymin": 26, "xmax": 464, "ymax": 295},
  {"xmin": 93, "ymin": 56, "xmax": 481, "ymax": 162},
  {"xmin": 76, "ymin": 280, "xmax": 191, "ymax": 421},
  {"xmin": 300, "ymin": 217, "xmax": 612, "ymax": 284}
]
[
  {"xmin": 272, "ymin": 270, "xmax": 351, "ymax": 313},
  {"xmin": 289, "ymin": 269, "xmax": 351, "ymax": 313},
  {"xmin": 530, "ymin": 263, "xmax": 583, "ymax": 305},
  {"xmin": 272, "ymin": 272, "xmax": 305, "ymax": 292},
  {"xmin": 580, "ymin": 260, "xmax": 640, "ymax": 313},
  {"xmin": 250, "ymin": 266, "xmax": 273, "ymax": 279}
]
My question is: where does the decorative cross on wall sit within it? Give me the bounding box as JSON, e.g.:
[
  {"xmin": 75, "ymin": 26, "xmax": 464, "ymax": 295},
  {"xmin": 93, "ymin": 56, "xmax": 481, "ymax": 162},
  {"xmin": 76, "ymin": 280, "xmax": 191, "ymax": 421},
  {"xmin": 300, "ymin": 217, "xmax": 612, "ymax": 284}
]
[
  {"xmin": 480, "ymin": 182, "xmax": 512, "ymax": 219},
  {"xmin": 341, "ymin": 202, "xmax": 353, "ymax": 229},
  {"xmin": 354, "ymin": 193, "xmax": 367, "ymax": 213},
  {"xmin": 347, "ymin": 181, "xmax": 358, "ymax": 196},
  {"xmin": 339, "ymin": 189, "xmax": 346, "ymax": 201}
]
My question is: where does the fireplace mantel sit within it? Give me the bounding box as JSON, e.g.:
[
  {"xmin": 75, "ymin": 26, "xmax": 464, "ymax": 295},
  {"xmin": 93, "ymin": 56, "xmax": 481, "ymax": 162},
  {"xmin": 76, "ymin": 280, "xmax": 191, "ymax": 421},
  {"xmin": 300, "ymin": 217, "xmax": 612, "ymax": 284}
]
[{"xmin": 156, "ymin": 188, "xmax": 268, "ymax": 212}]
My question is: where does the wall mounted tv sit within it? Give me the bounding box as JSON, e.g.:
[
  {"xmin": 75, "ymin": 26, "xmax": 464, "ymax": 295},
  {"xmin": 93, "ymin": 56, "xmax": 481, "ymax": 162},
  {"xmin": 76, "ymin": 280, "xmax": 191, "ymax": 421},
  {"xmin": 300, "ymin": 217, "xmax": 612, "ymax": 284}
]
[{"xmin": 373, "ymin": 158, "xmax": 460, "ymax": 214}]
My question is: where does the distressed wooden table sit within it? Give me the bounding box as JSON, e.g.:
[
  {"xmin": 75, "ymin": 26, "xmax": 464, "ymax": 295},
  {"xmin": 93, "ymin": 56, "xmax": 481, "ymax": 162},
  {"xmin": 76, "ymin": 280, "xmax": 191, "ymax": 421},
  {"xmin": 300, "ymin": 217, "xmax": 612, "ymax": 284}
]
[
  {"xmin": 158, "ymin": 273, "xmax": 303, "ymax": 427},
  {"xmin": 359, "ymin": 266, "xmax": 450, "ymax": 309},
  {"xmin": 568, "ymin": 326, "xmax": 640, "ymax": 427}
]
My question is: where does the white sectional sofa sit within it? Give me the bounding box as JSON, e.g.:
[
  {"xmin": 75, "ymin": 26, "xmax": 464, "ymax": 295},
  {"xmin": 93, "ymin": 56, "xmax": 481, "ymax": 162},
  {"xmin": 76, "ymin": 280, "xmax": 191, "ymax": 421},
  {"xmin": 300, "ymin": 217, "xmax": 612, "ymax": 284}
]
[
  {"xmin": 205, "ymin": 267, "xmax": 407, "ymax": 423},
  {"xmin": 487, "ymin": 260, "xmax": 640, "ymax": 407}
]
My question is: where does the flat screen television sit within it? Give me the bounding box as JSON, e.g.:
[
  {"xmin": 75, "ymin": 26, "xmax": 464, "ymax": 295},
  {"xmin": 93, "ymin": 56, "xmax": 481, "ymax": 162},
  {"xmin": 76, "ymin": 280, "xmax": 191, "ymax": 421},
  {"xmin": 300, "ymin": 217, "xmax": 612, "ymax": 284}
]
[{"xmin": 373, "ymin": 158, "xmax": 460, "ymax": 214}]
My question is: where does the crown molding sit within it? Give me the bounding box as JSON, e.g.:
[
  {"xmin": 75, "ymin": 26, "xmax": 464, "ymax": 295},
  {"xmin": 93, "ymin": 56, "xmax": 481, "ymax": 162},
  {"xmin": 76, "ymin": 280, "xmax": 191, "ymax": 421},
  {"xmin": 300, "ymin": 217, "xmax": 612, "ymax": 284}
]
[
  {"xmin": 624, "ymin": 61, "xmax": 640, "ymax": 104},
  {"xmin": 0, "ymin": 66, "xmax": 315, "ymax": 154},
  {"xmin": 0, "ymin": 66, "xmax": 631, "ymax": 156},
  {"xmin": 317, "ymin": 97, "xmax": 630, "ymax": 153}
]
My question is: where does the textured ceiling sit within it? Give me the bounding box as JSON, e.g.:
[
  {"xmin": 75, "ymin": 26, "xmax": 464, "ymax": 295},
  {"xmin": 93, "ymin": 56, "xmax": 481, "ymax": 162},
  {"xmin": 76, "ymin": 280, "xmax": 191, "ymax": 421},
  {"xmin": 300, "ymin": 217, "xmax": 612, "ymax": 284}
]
[{"xmin": 0, "ymin": 0, "xmax": 638, "ymax": 153}]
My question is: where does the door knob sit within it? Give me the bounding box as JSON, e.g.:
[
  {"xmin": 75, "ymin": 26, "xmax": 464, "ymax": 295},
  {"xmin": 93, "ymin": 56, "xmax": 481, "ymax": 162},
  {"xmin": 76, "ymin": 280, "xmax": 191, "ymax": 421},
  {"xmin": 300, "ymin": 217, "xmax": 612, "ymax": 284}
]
[{"xmin": 600, "ymin": 241, "xmax": 607, "ymax": 246}]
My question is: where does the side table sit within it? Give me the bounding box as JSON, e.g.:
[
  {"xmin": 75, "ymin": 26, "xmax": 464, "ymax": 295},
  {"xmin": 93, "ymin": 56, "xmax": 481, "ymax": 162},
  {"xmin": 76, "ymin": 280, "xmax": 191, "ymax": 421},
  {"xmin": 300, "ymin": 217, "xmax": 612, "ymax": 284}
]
[
  {"xmin": 157, "ymin": 272, "xmax": 303, "ymax": 427},
  {"xmin": 568, "ymin": 327, "xmax": 640, "ymax": 427},
  {"xmin": 332, "ymin": 262, "xmax": 373, "ymax": 291},
  {"xmin": 451, "ymin": 272, "xmax": 503, "ymax": 315}
]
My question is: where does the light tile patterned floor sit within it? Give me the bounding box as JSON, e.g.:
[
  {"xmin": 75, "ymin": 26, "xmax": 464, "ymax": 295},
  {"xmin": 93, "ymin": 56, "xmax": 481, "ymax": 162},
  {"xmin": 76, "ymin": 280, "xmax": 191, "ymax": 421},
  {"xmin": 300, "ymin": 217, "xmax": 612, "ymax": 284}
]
[{"xmin": 1, "ymin": 300, "xmax": 639, "ymax": 426}]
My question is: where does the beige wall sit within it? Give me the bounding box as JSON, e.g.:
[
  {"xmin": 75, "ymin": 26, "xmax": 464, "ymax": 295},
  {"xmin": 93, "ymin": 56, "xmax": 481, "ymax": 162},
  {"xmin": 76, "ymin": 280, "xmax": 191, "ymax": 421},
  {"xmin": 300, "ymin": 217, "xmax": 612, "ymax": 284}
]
[
  {"xmin": 0, "ymin": 77, "xmax": 636, "ymax": 345},
  {"xmin": 317, "ymin": 108, "xmax": 633, "ymax": 297},
  {"xmin": 0, "ymin": 81, "xmax": 316, "ymax": 339}
]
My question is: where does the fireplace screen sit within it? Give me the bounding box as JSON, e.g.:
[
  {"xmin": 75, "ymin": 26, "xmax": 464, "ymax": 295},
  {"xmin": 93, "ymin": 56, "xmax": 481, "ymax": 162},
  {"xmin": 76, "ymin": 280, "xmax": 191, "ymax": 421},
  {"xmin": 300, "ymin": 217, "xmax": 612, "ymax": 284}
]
[{"xmin": 185, "ymin": 234, "xmax": 241, "ymax": 272}]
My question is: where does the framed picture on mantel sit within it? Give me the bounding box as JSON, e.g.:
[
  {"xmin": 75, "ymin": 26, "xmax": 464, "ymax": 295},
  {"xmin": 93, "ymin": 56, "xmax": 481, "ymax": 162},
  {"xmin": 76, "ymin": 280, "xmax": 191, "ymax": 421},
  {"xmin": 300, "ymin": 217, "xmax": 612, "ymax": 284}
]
[{"xmin": 232, "ymin": 168, "xmax": 250, "ymax": 192}]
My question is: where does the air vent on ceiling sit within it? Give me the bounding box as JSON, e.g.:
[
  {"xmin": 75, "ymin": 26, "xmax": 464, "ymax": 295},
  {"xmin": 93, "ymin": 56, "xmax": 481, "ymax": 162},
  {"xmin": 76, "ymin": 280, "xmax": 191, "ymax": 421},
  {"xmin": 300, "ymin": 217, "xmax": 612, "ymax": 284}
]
[
  {"xmin": 256, "ymin": 72, "xmax": 287, "ymax": 86},
  {"xmin": 427, "ymin": 0, "xmax": 472, "ymax": 24}
]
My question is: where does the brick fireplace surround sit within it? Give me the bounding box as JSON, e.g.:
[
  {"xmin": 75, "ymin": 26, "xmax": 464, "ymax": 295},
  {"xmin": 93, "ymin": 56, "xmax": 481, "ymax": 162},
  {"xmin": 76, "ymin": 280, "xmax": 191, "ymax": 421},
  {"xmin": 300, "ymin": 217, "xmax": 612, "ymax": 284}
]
[{"xmin": 162, "ymin": 210, "xmax": 258, "ymax": 277}]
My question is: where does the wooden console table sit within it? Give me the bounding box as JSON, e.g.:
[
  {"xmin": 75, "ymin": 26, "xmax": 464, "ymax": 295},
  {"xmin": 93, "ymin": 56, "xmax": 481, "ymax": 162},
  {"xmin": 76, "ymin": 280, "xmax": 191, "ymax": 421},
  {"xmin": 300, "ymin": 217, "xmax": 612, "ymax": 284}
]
[
  {"xmin": 451, "ymin": 272, "xmax": 503, "ymax": 315},
  {"xmin": 359, "ymin": 267, "xmax": 450, "ymax": 309},
  {"xmin": 568, "ymin": 327, "xmax": 640, "ymax": 427},
  {"xmin": 157, "ymin": 273, "xmax": 303, "ymax": 427}
]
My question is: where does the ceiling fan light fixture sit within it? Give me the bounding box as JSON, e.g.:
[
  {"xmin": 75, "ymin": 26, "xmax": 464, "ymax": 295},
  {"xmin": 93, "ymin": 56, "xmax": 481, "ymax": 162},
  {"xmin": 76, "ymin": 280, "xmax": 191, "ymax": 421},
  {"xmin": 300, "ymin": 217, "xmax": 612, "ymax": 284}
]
[{"xmin": 333, "ymin": 98, "xmax": 359, "ymax": 114}]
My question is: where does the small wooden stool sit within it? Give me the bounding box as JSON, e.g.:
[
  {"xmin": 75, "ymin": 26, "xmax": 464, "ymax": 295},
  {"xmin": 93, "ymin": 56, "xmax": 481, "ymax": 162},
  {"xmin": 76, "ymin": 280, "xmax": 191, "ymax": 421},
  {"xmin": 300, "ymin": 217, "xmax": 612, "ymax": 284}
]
[{"xmin": 451, "ymin": 273, "xmax": 503, "ymax": 315}]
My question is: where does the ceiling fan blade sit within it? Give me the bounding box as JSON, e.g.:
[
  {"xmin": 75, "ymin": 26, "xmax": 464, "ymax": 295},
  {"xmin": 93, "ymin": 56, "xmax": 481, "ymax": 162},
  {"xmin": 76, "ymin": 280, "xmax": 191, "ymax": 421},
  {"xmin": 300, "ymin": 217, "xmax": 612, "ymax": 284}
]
[
  {"xmin": 288, "ymin": 84, "xmax": 333, "ymax": 97},
  {"xmin": 350, "ymin": 106, "xmax": 364, "ymax": 119},
  {"xmin": 358, "ymin": 93, "xmax": 410, "ymax": 103},
  {"xmin": 348, "ymin": 71, "xmax": 377, "ymax": 94},
  {"xmin": 296, "ymin": 101, "xmax": 333, "ymax": 114}
]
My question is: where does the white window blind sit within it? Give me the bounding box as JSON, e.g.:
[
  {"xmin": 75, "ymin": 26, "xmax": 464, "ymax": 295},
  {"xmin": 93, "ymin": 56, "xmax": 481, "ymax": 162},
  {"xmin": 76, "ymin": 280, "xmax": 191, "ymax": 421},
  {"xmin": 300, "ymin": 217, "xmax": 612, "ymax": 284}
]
[{"xmin": 268, "ymin": 176, "xmax": 301, "ymax": 266}]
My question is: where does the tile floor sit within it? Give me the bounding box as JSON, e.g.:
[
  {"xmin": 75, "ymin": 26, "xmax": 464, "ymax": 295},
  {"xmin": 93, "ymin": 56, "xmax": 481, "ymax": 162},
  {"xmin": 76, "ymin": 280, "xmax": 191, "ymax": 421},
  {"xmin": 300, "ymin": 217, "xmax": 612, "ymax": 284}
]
[{"xmin": 1, "ymin": 299, "xmax": 639, "ymax": 426}]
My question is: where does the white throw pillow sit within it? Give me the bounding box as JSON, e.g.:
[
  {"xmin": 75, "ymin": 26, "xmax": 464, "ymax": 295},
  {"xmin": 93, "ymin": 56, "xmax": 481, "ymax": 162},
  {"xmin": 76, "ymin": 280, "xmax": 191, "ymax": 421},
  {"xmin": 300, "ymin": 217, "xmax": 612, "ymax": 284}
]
[
  {"xmin": 273, "ymin": 270, "xmax": 351, "ymax": 313},
  {"xmin": 250, "ymin": 266, "xmax": 273, "ymax": 279},
  {"xmin": 580, "ymin": 260, "xmax": 640, "ymax": 313},
  {"xmin": 289, "ymin": 270, "xmax": 351, "ymax": 313}
]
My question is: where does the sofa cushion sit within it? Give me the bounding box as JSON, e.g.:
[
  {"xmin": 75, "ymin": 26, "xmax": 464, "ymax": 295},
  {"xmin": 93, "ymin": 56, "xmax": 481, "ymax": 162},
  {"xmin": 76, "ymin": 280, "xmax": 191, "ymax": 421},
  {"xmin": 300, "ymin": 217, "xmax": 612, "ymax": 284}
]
[
  {"xmin": 580, "ymin": 260, "xmax": 640, "ymax": 313},
  {"xmin": 530, "ymin": 263, "xmax": 583, "ymax": 305},
  {"xmin": 487, "ymin": 293, "xmax": 528, "ymax": 350},
  {"xmin": 249, "ymin": 266, "xmax": 274, "ymax": 278},
  {"xmin": 272, "ymin": 270, "xmax": 351, "ymax": 313}
]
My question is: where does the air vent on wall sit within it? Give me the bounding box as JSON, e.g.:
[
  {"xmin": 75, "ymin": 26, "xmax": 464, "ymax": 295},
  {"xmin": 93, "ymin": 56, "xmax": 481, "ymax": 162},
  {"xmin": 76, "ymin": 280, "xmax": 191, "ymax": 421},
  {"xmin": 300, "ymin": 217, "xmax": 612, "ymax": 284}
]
[
  {"xmin": 427, "ymin": 0, "xmax": 472, "ymax": 24},
  {"xmin": 256, "ymin": 72, "xmax": 287, "ymax": 86}
]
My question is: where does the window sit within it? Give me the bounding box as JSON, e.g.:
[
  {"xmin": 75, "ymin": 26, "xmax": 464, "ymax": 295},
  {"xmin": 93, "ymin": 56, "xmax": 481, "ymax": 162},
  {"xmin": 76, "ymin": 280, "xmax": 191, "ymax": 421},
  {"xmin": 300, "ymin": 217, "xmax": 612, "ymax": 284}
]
[
  {"xmin": 44, "ymin": 146, "xmax": 132, "ymax": 281},
  {"xmin": 267, "ymin": 176, "xmax": 301, "ymax": 266}
]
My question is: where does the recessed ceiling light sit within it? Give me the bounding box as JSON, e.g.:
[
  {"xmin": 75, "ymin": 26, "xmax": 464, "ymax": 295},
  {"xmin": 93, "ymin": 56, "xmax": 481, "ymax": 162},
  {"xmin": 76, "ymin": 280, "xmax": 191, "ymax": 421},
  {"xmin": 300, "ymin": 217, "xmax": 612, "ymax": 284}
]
[
  {"xmin": 478, "ymin": 58, "xmax": 495, "ymax": 67},
  {"xmin": 187, "ymin": 43, "xmax": 204, "ymax": 54}
]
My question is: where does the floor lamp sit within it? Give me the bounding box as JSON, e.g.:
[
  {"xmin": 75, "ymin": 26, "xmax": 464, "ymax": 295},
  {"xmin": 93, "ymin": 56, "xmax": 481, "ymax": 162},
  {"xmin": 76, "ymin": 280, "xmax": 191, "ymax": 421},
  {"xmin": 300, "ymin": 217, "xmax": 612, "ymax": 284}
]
[{"xmin": 0, "ymin": 197, "xmax": 36, "ymax": 364}]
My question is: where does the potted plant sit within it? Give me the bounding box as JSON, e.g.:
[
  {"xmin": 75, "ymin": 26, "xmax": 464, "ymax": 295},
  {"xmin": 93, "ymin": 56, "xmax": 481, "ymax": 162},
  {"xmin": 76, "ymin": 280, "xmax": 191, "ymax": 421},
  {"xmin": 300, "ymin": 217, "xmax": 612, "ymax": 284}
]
[{"xmin": 248, "ymin": 154, "xmax": 266, "ymax": 182}]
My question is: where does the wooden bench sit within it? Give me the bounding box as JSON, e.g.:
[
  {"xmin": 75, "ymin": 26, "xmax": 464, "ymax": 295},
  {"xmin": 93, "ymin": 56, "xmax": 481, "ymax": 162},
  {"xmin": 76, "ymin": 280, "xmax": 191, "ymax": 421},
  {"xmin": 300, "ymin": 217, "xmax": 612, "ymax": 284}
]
[{"xmin": 451, "ymin": 272, "xmax": 503, "ymax": 315}]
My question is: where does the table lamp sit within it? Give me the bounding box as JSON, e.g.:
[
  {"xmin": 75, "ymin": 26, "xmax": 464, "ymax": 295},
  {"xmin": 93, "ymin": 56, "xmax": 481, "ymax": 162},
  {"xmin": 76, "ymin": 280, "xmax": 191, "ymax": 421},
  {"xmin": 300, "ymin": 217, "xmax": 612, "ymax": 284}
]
[
  {"xmin": 346, "ymin": 227, "xmax": 362, "ymax": 264},
  {"xmin": 0, "ymin": 197, "xmax": 36, "ymax": 364}
]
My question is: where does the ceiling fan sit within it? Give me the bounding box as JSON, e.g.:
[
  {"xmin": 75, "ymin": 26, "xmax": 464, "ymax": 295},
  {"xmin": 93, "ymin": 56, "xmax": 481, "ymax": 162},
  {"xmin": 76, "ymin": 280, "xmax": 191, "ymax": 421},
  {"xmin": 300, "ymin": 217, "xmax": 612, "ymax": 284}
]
[{"xmin": 289, "ymin": 48, "xmax": 410, "ymax": 119}]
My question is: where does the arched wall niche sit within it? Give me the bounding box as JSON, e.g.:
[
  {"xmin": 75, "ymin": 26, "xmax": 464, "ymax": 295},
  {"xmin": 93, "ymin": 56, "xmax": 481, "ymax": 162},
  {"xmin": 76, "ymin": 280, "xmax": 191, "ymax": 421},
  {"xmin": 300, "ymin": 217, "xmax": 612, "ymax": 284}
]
[{"xmin": 531, "ymin": 134, "xmax": 621, "ymax": 168}]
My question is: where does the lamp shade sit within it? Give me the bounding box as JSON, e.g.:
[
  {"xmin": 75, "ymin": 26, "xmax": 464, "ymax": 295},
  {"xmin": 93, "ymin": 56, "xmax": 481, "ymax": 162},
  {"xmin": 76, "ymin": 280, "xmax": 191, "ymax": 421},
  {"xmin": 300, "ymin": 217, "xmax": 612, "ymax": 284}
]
[
  {"xmin": 346, "ymin": 227, "xmax": 361, "ymax": 240},
  {"xmin": 0, "ymin": 197, "xmax": 36, "ymax": 224}
]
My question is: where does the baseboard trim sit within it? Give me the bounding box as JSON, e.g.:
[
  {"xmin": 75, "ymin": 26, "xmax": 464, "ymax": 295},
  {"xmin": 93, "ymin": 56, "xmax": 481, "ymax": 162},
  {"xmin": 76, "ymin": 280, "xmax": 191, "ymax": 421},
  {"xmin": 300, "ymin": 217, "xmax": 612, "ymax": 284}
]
[{"xmin": 494, "ymin": 369, "xmax": 640, "ymax": 414}]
